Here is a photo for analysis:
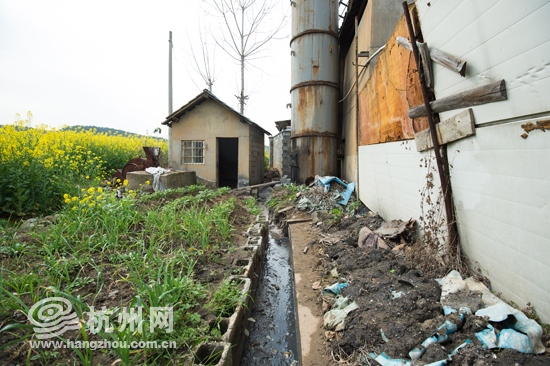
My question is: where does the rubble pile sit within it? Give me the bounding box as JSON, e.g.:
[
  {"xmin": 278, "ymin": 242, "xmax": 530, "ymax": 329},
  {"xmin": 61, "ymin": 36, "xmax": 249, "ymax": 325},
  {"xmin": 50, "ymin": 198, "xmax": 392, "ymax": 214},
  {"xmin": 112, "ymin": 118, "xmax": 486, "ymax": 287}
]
[{"xmin": 268, "ymin": 182, "xmax": 549, "ymax": 365}]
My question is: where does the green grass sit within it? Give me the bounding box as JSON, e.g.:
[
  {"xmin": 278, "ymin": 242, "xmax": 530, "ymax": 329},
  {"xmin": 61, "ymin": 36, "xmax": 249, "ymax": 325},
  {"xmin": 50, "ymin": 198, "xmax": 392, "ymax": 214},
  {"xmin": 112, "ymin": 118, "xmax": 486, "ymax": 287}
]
[
  {"xmin": 242, "ymin": 197, "xmax": 262, "ymax": 216},
  {"xmin": 266, "ymin": 183, "xmax": 306, "ymax": 211},
  {"xmin": 0, "ymin": 185, "xmax": 250, "ymax": 365}
]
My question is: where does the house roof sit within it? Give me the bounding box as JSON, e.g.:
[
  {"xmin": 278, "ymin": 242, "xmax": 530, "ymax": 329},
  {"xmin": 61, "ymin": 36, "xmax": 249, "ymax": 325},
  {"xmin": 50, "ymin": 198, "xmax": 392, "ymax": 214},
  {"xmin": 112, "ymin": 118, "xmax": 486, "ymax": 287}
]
[
  {"xmin": 161, "ymin": 89, "xmax": 272, "ymax": 136},
  {"xmin": 339, "ymin": 0, "xmax": 368, "ymax": 56},
  {"xmin": 274, "ymin": 119, "xmax": 291, "ymax": 132}
]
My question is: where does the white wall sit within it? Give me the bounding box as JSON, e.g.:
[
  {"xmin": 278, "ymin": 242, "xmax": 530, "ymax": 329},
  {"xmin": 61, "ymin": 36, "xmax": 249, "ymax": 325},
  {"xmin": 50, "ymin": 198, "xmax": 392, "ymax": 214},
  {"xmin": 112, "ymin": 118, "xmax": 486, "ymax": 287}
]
[
  {"xmin": 448, "ymin": 118, "xmax": 550, "ymax": 323},
  {"xmin": 356, "ymin": 0, "xmax": 550, "ymax": 322},
  {"xmin": 359, "ymin": 140, "xmax": 439, "ymax": 221},
  {"xmin": 415, "ymin": 0, "xmax": 550, "ymax": 125}
]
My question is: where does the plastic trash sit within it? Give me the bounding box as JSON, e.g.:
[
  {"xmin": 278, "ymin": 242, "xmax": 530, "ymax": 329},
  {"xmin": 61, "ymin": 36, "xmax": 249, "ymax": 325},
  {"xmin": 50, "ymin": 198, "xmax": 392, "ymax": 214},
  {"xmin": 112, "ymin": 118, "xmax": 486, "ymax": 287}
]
[
  {"xmin": 380, "ymin": 328, "xmax": 389, "ymax": 343},
  {"xmin": 370, "ymin": 352, "xmax": 412, "ymax": 366},
  {"xmin": 443, "ymin": 306, "xmax": 472, "ymax": 316},
  {"xmin": 475, "ymin": 324, "xmax": 498, "ymax": 349},
  {"xmin": 449, "ymin": 340, "xmax": 472, "ymax": 357},
  {"xmin": 371, "ymin": 340, "xmax": 472, "ymax": 366},
  {"xmin": 145, "ymin": 167, "xmax": 170, "ymax": 191},
  {"xmin": 316, "ymin": 176, "xmax": 355, "ymax": 205},
  {"xmin": 475, "ymin": 302, "xmax": 545, "ymax": 354},
  {"xmin": 391, "ymin": 290, "xmax": 404, "ymax": 299},
  {"xmin": 323, "ymin": 297, "xmax": 358, "ymax": 331},
  {"xmin": 322, "ymin": 282, "xmax": 348, "ymax": 296},
  {"xmin": 476, "ymin": 323, "xmax": 535, "ymax": 353},
  {"xmin": 498, "ymin": 328, "xmax": 534, "ymax": 353},
  {"xmin": 409, "ymin": 318, "xmax": 462, "ymax": 360},
  {"xmin": 437, "ymin": 271, "xmax": 546, "ymax": 354}
]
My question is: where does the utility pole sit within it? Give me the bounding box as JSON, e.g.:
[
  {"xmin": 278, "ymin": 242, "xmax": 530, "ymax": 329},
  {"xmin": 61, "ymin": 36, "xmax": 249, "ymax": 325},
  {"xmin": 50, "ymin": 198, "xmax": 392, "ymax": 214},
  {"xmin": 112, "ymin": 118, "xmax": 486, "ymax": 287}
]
[{"xmin": 168, "ymin": 31, "xmax": 173, "ymax": 167}]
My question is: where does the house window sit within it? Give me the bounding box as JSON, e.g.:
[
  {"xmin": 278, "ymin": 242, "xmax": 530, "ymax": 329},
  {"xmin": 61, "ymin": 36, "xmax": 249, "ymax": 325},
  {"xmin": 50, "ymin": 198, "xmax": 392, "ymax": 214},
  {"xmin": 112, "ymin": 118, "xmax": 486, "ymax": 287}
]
[{"xmin": 181, "ymin": 140, "xmax": 204, "ymax": 164}]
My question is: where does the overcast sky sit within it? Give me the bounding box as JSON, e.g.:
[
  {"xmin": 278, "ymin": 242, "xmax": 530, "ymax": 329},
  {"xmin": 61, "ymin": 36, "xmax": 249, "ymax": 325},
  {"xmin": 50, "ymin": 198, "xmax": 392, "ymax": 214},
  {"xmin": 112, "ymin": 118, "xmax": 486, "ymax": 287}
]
[{"xmin": 0, "ymin": 0, "xmax": 290, "ymax": 139}]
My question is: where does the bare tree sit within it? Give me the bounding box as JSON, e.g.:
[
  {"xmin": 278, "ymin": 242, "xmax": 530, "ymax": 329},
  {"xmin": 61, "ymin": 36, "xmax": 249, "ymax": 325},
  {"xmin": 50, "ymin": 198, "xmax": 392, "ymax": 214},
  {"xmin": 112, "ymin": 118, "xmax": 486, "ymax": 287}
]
[
  {"xmin": 187, "ymin": 25, "xmax": 218, "ymax": 93},
  {"xmin": 205, "ymin": 0, "xmax": 286, "ymax": 114}
]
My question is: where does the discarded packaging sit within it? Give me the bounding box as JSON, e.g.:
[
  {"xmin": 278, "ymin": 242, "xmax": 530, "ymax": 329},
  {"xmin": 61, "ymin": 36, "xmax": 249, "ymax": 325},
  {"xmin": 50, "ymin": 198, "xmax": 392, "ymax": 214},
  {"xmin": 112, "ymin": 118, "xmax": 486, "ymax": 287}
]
[
  {"xmin": 375, "ymin": 218, "xmax": 415, "ymax": 239},
  {"xmin": 370, "ymin": 340, "xmax": 472, "ymax": 366},
  {"xmin": 322, "ymin": 282, "xmax": 348, "ymax": 296},
  {"xmin": 323, "ymin": 297, "xmax": 359, "ymax": 331},
  {"xmin": 409, "ymin": 317, "xmax": 463, "ymax": 360},
  {"xmin": 316, "ymin": 176, "xmax": 356, "ymax": 205},
  {"xmin": 437, "ymin": 271, "xmax": 546, "ymax": 354}
]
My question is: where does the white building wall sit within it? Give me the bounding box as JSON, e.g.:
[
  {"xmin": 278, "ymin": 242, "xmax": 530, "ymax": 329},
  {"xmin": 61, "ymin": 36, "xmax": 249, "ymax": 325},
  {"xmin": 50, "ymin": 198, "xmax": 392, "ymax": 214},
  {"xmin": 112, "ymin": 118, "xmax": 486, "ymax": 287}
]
[
  {"xmin": 359, "ymin": 140, "xmax": 440, "ymax": 222},
  {"xmin": 357, "ymin": 0, "xmax": 550, "ymax": 322},
  {"xmin": 415, "ymin": 0, "xmax": 550, "ymax": 125},
  {"xmin": 447, "ymin": 118, "xmax": 550, "ymax": 323}
]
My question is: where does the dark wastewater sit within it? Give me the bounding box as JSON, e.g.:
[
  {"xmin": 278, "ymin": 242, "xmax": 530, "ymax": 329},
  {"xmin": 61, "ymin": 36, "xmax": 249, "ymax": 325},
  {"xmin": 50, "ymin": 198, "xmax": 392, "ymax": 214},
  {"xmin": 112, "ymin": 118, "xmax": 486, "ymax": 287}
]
[{"xmin": 240, "ymin": 227, "xmax": 300, "ymax": 366}]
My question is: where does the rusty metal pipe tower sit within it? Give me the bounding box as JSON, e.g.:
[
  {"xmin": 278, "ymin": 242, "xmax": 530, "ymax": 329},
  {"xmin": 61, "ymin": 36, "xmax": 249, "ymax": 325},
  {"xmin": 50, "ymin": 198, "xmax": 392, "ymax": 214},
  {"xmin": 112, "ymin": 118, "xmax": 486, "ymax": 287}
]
[{"xmin": 290, "ymin": 0, "xmax": 339, "ymax": 182}]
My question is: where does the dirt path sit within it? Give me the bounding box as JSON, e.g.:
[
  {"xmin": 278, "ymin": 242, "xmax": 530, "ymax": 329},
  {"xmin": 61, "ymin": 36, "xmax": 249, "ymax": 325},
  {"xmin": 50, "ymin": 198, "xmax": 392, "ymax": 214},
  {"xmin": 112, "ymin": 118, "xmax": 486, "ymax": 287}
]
[{"xmin": 289, "ymin": 222, "xmax": 331, "ymax": 366}]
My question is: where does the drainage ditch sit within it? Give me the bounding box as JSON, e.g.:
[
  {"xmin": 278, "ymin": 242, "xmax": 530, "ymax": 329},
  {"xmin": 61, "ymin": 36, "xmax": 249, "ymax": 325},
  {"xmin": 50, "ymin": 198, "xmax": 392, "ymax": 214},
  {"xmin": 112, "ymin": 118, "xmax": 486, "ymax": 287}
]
[{"xmin": 240, "ymin": 224, "xmax": 300, "ymax": 366}]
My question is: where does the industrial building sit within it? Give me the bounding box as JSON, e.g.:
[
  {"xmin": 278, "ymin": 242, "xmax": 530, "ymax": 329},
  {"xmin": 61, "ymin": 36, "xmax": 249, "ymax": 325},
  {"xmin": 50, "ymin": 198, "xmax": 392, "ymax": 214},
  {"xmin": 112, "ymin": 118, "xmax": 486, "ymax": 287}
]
[{"xmin": 288, "ymin": 0, "xmax": 550, "ymax": 323}]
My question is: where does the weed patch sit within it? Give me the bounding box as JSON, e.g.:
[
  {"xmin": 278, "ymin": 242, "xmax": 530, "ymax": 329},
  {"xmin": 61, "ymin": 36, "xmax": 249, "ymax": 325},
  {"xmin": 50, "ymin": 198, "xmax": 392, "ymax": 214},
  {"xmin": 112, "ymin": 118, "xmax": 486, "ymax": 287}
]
[{"xmin": 0, "ymin": 185, "xmax": 255, "ymax": 365}]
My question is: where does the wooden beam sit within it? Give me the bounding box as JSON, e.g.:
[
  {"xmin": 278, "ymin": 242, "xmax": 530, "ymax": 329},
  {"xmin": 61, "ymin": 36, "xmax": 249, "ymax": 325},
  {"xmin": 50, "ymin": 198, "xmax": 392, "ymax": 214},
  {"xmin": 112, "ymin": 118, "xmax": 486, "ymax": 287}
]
[
  {"xmin": 430, "ymin": 47, "xmax": 467, "ymax": 77},
  {"xmin": 408, "ymin": 80, "xmax": 507, "ymax": 119},
  {"xmin": 418, "ymin": 42, "xmax": 433, "ymax": 90},
  {"xmin": 415, "ymin": 109, "xmax": 475, "ymax": 152},
  {"xmin": 233, "ymin": 180, "xmax": 281, "ymax": 190},
  {"xmin": 396, "ymin": 36, "xmax": 467, "ymax": 76}
]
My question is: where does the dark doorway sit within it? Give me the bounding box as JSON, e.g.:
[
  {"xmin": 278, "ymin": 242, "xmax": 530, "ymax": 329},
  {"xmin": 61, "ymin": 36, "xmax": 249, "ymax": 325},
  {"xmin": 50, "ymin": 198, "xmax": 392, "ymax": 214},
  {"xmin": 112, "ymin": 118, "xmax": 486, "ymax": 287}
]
[{"xmin": 217, "ymin": 138, "xmax": 239, "ymax": 188}]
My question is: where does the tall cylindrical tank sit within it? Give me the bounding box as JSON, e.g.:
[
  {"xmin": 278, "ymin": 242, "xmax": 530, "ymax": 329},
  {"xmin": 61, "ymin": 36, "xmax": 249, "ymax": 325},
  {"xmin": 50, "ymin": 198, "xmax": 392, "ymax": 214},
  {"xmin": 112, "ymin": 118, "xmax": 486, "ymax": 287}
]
[{"xmin": 290, "ymin": 0, "xmax": 339, "ymax": 182}]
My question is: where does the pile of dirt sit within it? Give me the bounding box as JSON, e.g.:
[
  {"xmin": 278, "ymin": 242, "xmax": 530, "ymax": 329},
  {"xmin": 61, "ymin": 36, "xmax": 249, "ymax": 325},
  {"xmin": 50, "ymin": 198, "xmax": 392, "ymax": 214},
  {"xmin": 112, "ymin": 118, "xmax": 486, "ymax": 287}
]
[
  {"xmin": 315, "ymin": 214, "xmax": 550, "ymax": 365},
  {"xmin": 264, "ymin": 167, "xmax": 281, "ymax": 182}
]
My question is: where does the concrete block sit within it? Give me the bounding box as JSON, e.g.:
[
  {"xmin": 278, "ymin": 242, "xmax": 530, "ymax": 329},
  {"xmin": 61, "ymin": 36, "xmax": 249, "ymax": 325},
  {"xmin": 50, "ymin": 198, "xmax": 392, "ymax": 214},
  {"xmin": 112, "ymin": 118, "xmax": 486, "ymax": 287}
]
[
  {"xmin": 190, "ymin": 342, "xmax": 233, "ymax": 366},
  {"xmin": 126, "ymin": 171, "xmax": 153, "ymax": 191},
  {"xmin": 222, "ymin": 277, "xmax": 252, "ymax": 366},
  {"xmin": 127, "ymin": 170, "xmax": 196, "ymax": 191},
  {"xmin": 160, "ymin": 171, "xmax": 197, "ymax": 189}
]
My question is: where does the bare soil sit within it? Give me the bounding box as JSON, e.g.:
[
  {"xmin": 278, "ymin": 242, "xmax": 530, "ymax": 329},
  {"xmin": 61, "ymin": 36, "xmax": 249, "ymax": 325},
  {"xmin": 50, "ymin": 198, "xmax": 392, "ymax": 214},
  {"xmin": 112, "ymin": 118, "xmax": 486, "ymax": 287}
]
[{"xmin": 272, "ymin": 205, "xmax": 550, "ymax": 366}]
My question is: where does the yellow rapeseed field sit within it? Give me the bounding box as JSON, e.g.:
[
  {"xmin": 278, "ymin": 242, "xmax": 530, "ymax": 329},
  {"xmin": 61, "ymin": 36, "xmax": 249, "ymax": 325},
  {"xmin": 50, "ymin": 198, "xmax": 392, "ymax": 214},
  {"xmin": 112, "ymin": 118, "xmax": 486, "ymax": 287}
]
[{"xmin": 0, "ymin": 112, "xmax": 167, "ymax": 215}]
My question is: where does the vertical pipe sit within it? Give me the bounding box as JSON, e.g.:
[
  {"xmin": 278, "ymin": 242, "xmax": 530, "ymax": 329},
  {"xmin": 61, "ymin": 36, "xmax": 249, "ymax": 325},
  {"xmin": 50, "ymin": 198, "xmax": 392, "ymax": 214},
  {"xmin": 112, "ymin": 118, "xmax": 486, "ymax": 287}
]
[
  {"xmin": 355, "ymin": 16, "xmax": 360, "ymax": 196},
  {"xmin": 290, "ymin": 0, "xmax": 339, "ymax": 182},
  {"xmin": 401, "ymin": 2, "xmax": 458, "ymax": 249},
  {"xmin": 168, "ymin": 31, "xmax": 173, "ymax": 167}
]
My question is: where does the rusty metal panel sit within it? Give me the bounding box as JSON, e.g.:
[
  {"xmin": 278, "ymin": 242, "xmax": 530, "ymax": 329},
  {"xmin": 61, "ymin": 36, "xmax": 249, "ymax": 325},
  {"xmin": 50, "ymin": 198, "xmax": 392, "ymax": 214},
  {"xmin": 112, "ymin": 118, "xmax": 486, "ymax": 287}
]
[
  {"xmin": 291, "ymin": 0, "xmax": 340, "ymax": 181},
  {"xmin": 358, "ymin": 11, "xmax": 428, "ymax": 146},
  {"xmin": 292, "ymin": 0, "xmax": 338, "ymax": 35},
  {"xmin": 291, "ymin": 85, "xmax": 338, "ymax": 134},
  {"xmin": 291, "ymin": 33, "xmax": 338, "ymax": 85},
  {"xmin": 291, "ymin": 136, "xmax": 337, "ymax": 179}
]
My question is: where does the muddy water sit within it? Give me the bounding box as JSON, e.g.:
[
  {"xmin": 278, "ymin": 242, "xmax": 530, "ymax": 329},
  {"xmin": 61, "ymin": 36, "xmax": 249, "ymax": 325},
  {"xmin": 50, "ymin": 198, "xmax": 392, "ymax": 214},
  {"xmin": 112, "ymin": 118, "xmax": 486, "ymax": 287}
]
[{"xmin": 240, "ymin": 226, "xmax": 300, "ymax": 366}]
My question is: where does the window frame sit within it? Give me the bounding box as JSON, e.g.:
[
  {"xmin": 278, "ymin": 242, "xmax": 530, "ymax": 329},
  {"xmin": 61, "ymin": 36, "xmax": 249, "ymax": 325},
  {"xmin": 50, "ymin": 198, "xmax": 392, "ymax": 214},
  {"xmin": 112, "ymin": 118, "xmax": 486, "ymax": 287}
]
[{"xmin": 181, "ymin": 140, "xmax": 205, "ymax": 165}]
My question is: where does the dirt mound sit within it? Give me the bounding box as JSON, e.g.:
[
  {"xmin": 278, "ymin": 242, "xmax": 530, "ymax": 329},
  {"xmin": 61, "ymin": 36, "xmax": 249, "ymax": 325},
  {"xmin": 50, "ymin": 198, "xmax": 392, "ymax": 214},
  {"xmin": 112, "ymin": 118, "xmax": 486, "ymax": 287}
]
[
  {"xmin": 264, "ymin": 168, "xmax": 281, "ymax": 182},
  {"xmin": 317, "ymin": 215, "xmax": 550, "ymax": 365}
]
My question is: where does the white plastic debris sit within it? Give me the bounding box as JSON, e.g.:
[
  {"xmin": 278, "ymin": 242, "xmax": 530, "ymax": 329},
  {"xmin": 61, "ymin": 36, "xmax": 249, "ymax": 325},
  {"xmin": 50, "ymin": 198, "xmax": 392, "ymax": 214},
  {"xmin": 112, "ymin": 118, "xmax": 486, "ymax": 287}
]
[
  {"xmin": 436, "ymin": 271, "xmax": 546, "ymax": 354},
  {"xmin": 323, "ymin": 297, "xmax": 359, "ymax": 331}
]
